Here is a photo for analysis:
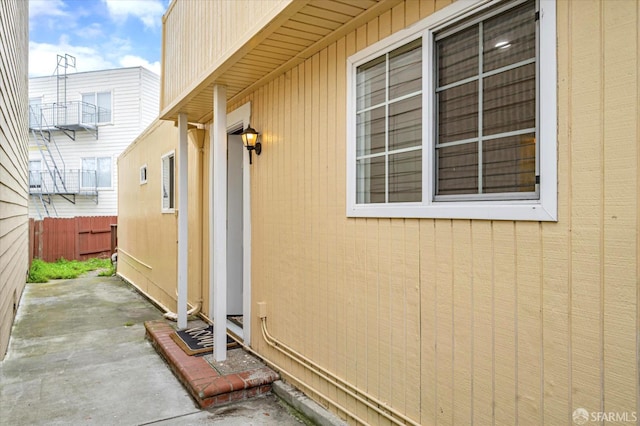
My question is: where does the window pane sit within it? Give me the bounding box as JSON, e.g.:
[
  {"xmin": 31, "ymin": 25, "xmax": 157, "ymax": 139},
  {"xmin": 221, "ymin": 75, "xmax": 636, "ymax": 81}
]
[
  {"xmin": 169, "ymin": 155, "xmax": 174, "ymax": 209},
  {"xmin": 162, "ymin": 156, "xmax": 170, "ymax": 209},
  {"xmin": 82, "ymin": 93, "xmax": 96, "ymax": 123},
  {"xmin": 29, "ymin": 99, "xmax": 42, "ymax": 127},
  {"xmin": 29, "ymin": 160, "xmax": 41, "ymax": 187},
  {"xmin": 483, "ymin": 63, "xmax": 535, "ymax": 136},
  {"xmin": 82, "ymin": 158, "xmax": 95, "ymax": 170},
  {"xmin": 438, "ymin": 81, "xmax": 478, "ymax": 144},
  {"xmin": 483, "ymin": 134, "xmax": 536, "ymax": 193},
  {"xmin": 162, "ymin": 155, "xmax": 175, "ymax": 209},
  {"xmin": 389, "ymin": 39, "xmax": 422, "ymax": 100},
  {"xmin": 389, "ymin": 150, "xmax": 421, "ymax": 202},
  {"xmin": 389, "ymin": 95, "xmax": 421, "ymax": 151},
  {"xmin": 97, "ymin": 157, "xmax": 111, "ymax": 188},
  {"xmin": 357, "ymin": 56, "xmax": 385, "ymax": 110},
  {"xmin": 436, "ymin": 142, "xmax": 478, "ymax": 195},
  {"xmin": 97, "ymin": 92, "xmax": 111, "ymax": 122},
  {"xmin": 357, "ymin": 107, "xmax": 385, "ymax": 156},
  {"xmin": 356, "ymin": 156, "xmax": 385, "ymax": 204},
  {"xmin": 437, "ymin": 26, "xmax": 478, "ymax": 87},
  {"xmin": 82, "ymin": 158, "xmax": 96, "ymax": 188},
  {"xmin": 483, "ymin": 1, "xmax": 536, "ymax": 72},
  {"xmin": 354, "ymin": 38, "xmax": 424, "ymax": 206}
]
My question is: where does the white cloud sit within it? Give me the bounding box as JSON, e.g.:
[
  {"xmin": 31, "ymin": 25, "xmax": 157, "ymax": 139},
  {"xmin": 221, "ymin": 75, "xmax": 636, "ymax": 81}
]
[
  {"xmin": 29, "ymin": 0, "xmax": 68, "ymax": 19},
  {"xmin": 75, "ymin": 23, "xmax": 104, "ymax": 39},
  {"xmin": 102, "ymin": 0, "xmax": 165, "ymax": 30},
  {"xmin": 119, "ymin": 55, "xmax": 161, "ymax": 75},
  {"xmin": 29, "ymin": 38, "xmax": 115, "ymax": 77},
  {"xmin": 28, "ymin": 1, "xmax": 164, "ymax": 79},
  {"xmin": 29, "ymin": 40, "xmax": 161, "ymax": 77}
]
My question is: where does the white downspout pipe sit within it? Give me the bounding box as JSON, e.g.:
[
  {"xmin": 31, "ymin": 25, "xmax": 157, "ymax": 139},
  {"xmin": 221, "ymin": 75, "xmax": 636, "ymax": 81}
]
[
  {"xmin": 177, "ymin": 112, "xmax": 188, "ymax": 330},
  {"xmin": 212, "ymin": 85, "xmax": 227, "ymax": 362}
]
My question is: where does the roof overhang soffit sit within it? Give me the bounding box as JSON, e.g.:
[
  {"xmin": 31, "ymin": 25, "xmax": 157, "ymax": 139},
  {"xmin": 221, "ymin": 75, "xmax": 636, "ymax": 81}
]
[{"xmin": 161, "ymin": 0, "xmax": 404, "ymax": 124}]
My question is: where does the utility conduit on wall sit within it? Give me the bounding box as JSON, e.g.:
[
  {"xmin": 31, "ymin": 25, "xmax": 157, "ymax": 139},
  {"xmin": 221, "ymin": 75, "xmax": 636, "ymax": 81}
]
[
  {"xmin": 117, "ymin": 271, "xmax": 201, "ymax": 322},
  {"xmin": 170, "ymin": 309, "xmax": 375, "ymax": 424},
  {"xmin": 232, "ymin": 328, "xmax": 370, "ymax": 425},
  {"xmin": 259, "ymin": 318, "xmax": 420, "ymax": 426},
  {"xmin": 163, "ymin": 301, "xmax": 201, "ymax": 321}
]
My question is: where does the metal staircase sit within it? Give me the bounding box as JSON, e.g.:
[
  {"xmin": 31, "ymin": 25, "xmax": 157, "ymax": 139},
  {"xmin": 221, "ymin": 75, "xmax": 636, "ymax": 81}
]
[
  {"xmin": 29, "ymin": 105, "xmax": 63, "ymax": 218},
  {"xmin": 28, "ymin": 104, "xmax": 99, "ymax": 218},
  {"xmin": 28, "ymin": 54, "xmax": 100, "ymax": 218}
]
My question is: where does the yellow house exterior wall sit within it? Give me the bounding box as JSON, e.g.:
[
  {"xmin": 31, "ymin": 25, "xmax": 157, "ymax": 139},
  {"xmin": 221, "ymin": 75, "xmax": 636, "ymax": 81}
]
[
  {"xmin": 121, "ymin": 0, "xmax": 639, "ymax": 423},
  {"xmin": 227, "ymin": 0, "xmax": 639, "ymax": 423},
  {"xmin": 117, "ymin": 120, "xmax": 209, "ymax": 317}
]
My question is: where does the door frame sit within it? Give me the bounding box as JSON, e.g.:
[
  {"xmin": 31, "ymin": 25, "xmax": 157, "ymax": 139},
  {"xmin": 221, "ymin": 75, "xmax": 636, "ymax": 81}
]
[{"xmin": 224, "ymin": 102, "xmax": 252, "ymax": 345}]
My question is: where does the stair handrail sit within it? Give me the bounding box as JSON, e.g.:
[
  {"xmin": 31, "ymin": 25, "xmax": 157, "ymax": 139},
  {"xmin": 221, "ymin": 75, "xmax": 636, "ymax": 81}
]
[
  {"xmin": 40, "ymin": 106, "xmax": 68, "ymax": 193},
  {"xmin": 29, "ymin": 105, "xmax": 68, "ymax": 194}
]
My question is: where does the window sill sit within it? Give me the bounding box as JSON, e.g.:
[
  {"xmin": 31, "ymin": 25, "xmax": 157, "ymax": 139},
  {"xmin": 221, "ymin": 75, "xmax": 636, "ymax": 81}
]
[{"xmin": 347, "ymin": 200, "xmax": 557, "ymax": 221}]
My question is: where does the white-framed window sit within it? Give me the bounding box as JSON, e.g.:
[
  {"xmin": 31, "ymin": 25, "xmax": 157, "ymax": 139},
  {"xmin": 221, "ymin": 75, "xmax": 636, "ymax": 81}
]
[
  {"xmin": 29, "ymin": 98, "xmax": 42, "ymax": 128},
  {"xmin": 29, "ymin": 160, "xmax": 41, "ymax": 188},
  {"xmin": 81, "ymin": 156, "xmax": 112, "ymax": 189},
  {"xmin": 140, "ymin": 165, "xmax": 148, "ymax": 185},
  {"xmin": 82, "ymin": 91, "xmax": 112, "ymax": 124},
  {"xmin": 346, "ymin": 0, "xmax": 557, "ymax": 221},
  {"xmin": 161, "ymin": 152, "xmax": 175, "ymax": 212}
]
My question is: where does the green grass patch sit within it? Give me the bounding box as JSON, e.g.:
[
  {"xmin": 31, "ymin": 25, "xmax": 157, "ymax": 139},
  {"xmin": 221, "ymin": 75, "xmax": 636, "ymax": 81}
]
[
  {"xmin": 28, "ymin": 258, "xmax": 113, "ymax": 283},
  {"xmin": 97, "ymin": 261, "xmax": 116, "ymax": 277}
]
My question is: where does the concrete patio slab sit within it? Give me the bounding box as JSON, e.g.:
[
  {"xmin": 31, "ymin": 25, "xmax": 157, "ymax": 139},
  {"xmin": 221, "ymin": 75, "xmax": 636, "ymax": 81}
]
[{"xmin": 0, "ymin": 275, "xmax": 305, "ymax": 425}]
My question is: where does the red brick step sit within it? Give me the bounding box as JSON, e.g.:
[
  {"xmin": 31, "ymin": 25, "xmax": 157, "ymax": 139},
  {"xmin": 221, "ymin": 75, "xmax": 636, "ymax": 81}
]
[{"xmin": 145, "ymin": 320, "xmax": 279, "ymax": 408}]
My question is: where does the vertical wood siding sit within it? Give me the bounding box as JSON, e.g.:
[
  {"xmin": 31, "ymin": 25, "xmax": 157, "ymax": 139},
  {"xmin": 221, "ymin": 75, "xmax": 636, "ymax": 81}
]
[
  {"xmin": 229, "ymin": 0, "xmax": 639, "ymax": 423},
  {"xmin": 161, "ymin": 0, "xmax": 291, "ymax": 111},
  {"xmin": 117, "ymin": 120, "xmax": 206, "ymax": 316},
  {"xmin": 122, "ymin": 0, "xmax": 638, "ymax": 422},
  {"xmin": 0, "ymin": 0, "xmax": 29, "ymax": 360},
  {"xmin": 28, "ymin": 68, "xmax": 159, "ymax": 218}
]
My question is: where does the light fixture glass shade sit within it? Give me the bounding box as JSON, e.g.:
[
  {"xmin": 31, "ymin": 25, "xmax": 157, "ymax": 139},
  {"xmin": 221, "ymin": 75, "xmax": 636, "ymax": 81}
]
[{"xmin": 241, "ymin": 125, "xmax": 258, "ymax": 147}]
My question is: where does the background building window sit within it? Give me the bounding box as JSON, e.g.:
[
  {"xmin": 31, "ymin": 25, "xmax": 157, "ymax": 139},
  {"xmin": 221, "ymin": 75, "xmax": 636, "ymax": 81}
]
[
  {"xmin": 82, "ymin": 157, "xmax": 111, "ymax": 188},
  {"xmin": 82, "ymin": 91, "xmax": 112, "ymax": 123},
  {"xmin": 29, "ymin": 160, "xmax": 41, "ymax": 188},
  {"xmin": 29, "ymin": 98, "xmax": 42, "ymax": 128}
]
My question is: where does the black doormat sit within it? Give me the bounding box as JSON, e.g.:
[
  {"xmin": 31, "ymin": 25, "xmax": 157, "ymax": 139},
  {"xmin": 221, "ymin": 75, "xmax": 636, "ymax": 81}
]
[{"xmin": 171, "ymin": 325, "xmax": 238, "ymax": 356}]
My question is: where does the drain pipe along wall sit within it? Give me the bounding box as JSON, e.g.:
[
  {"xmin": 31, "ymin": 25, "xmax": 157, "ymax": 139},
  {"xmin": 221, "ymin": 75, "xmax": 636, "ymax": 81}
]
[{"xmin": 177, "ymin": 112, "xmax": 188, "ymax": 330}]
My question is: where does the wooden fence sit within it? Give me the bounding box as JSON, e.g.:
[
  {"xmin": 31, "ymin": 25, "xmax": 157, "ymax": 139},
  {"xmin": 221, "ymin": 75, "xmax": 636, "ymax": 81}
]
[{"xmin": 29, "ymin": 216, "xmax": 117, "ymax": 264}]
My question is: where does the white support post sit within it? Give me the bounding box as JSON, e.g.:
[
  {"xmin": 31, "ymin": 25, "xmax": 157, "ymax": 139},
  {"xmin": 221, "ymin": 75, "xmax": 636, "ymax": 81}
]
[
  {"xmin": 177, "ymin": 112, "xmax": 188, "ymax": 330},
  {"xmin": 212, "ymin": 85, "xmax": 227, "ymax": 361}
]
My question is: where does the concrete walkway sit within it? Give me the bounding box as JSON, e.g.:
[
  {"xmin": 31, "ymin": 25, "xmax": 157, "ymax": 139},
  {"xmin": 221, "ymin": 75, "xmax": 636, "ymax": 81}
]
[{"xmin": 0, "ymin": 274, "xmax": 305, "ymax": 425}]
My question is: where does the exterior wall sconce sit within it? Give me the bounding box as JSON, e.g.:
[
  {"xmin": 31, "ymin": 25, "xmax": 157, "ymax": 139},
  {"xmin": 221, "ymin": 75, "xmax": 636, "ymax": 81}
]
[{"xmin": 241, "ymin": 124, "xmax": 261, "ymax": 164}]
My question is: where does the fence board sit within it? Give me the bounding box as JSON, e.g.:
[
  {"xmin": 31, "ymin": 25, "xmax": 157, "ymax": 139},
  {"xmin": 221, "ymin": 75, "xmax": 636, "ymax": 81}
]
[{"xmin": 29, "ymin": 216, "xmax": 117, "ymax": 263}]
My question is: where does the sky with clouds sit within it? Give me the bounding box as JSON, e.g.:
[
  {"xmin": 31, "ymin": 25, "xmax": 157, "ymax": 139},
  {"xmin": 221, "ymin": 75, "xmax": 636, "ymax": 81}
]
[{"xmin": 29, "ymin": 0, "xmax": 170, "ymax": 77}]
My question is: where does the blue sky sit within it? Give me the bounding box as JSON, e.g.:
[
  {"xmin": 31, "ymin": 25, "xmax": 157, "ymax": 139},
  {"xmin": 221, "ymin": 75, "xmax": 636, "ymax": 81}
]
[{"xmin": 29, "ymin": 0, "xmax": 170, "ymax": 77}]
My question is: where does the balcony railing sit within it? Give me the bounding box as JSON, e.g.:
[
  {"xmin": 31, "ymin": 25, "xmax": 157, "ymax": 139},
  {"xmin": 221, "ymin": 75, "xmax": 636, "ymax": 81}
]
[
  {"xmin": 29, "ymin": 169, "xmax": 97, "ymax": 195},
  {"xmin": 29, "ymin": 102, "xmax": 110, "ymax": 131}
]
